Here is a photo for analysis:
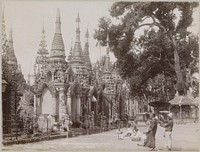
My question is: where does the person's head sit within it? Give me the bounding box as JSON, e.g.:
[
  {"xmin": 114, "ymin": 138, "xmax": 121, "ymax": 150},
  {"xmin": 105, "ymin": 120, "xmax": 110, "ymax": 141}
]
[
  {"xmin": 127, "ymin": 123, "xmax": 131, "ymax": 128},
  {"xmin": 167, "ymin": 113, "xmax": 173, "ymax": 120}
]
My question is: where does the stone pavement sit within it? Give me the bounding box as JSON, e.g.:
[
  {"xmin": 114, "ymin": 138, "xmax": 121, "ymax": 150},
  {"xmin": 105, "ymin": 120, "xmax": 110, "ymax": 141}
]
[{"xmin": 2, "ymin": 123, "xmax": 199, "ymax": 152}]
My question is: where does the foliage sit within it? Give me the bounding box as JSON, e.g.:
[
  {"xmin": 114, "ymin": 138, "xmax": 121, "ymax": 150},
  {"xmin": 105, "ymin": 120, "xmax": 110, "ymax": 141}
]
[
  {"xmin": 94, "ymin": 2, "xmax": 199, "ymax": 98},
  {"xmin": 191, "ymin": 77, "xmax": 199, "ymax": 98}
]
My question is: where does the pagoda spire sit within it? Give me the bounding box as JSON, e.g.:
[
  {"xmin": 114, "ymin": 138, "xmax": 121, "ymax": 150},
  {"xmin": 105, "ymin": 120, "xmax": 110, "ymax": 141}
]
[
  {"xmin": 85, "ymin": 27, "xmax": 89, "ymax": 45},
  {"xmin": 71, "ymin": 11, "xmax": 84, "ymax": 63},
  {"xmin": 42, "ymin": 17, "xmax": 45, "ymax": 33},
  {"xmin": 68, "ymin": 38, "xmax": 73, "ymax": 62},
  {"xmin": 76, "ymin": 10, "xmax": 80, "ymax": 30},
  {"xmin": 7, "ymin": 27, "xmax": 18, "ymax": 68},
  {"xmin": 83, "ymin": 28, "xmax": 92, "ymax": 71},
  {"xmin": 2, "ymin": 7, "xmax": 8, "ymax": 54},
  {"xmin": 84, "ymin": 28, "xmax": 89, "ymax": 52},
  {"xmin": 104, "ymin": 34, "xmax": 111, "ymax": 72},
  {"xmin": 37, "ymin": 21, "xmax": 48, "ymax": 57},
  {"xmin": 75, "ymin": 11, "xmax": 81, "ymax": 45},
  {"xmin": 36, "ymin": 21, "xmax": 49, "ymax": 72},
  {"xmin": 55, "ymin": 8, "xmax": 61, "ymax": 33},
  {"xmin": 50, "ymin": 8, "xmax": 65, "ymax": 62}
]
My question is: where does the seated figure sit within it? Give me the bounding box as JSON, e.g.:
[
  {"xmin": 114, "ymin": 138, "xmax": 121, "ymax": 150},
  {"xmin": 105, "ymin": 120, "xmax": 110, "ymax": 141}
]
[
  {"xmin": 124, "ymin": 124, "xmax": 133, "ymax": 137},
  {"xmin": 131, "ymin": 126, "xmax": 147, "ymax": 142}
]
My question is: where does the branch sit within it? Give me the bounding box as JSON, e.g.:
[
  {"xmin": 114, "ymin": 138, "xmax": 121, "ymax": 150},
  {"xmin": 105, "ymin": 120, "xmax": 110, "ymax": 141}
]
[
  {"xmin": 134, "ymin": 15, "xmax": 167, "ymax": 34},
  {"xmin": 150, "ymin": 15, "xmax": 167, "ymax": 33},
  {"xmin": 163, "ymin": 51, "xmax": 175, "ymax": 71},
  {"xmin": 137, "ymin": 23, "xmax": 154, "ymax": 29},
  {"xmin": 168, "ymin": 32, "xmax": 176, "ymax": 50},
  {"xmin": 140, "ymin": 16, "xmax": 150, "ymax": 22}
]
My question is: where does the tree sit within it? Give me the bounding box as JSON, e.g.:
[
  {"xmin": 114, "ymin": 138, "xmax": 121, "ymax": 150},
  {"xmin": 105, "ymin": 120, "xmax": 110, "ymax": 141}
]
[{"xmin": 94, "ymin": 2, "xmax": 199, "ymax": 98}]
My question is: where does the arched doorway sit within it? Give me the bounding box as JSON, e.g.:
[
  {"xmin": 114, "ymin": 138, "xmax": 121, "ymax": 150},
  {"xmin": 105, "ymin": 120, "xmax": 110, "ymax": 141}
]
[
  {"xmin": 70, "ymin": 84, "xmax": 82, "ymax": 123},
  {"xmin": 89, "ymin": 86, "xmax": 98, "ymax": 125},
  {"xmin": 41, "ymin": 87, "xmax": 53, "ymax": 115}
]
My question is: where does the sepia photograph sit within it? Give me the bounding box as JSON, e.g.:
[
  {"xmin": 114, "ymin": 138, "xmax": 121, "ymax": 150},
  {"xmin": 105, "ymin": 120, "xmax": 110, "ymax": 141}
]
[{"xmin": 1, "ymin": 0, "xmax": 199, "ymax": 151}]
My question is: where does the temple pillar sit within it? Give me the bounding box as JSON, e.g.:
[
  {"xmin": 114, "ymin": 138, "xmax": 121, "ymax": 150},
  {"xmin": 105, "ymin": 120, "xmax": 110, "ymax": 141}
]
[
  {"xmin": 88, "ymin": 96, "xmax": 91, "ymax": 114},
  {"xmin": 67, "ymin": 87, "xmax": 72, "ymax": 121},
  {"xmin": 33, "ymin": 94, "xmax": 37, "ymax": 113},
  {"xmin": 67, "ymin": 94, "xmax": 71, "ymax": 117},
  {"xmin": 36, "ymin": 95, "xmax": 41, "ymax": 114},
  {"xmin": 52, "ymin": 94, "xmax": 57, "ymax": 122},
  {"xmin": 76, "ymin": 94, "xmax": 81, "ymax": 121},
  {"xmin": 34, "ymin": 94, "xmax": 36, "ymax": 114},
  {"xmin": 59, "ymin": 87, "xmax": 66, "ymax": 120},
  {"xmin": 71, "ymin": 96, "xmax": 76, "ymax": 122},
  {"xmin": 9, "ymin": 89, "xmax": 16, "ymax": 115}
]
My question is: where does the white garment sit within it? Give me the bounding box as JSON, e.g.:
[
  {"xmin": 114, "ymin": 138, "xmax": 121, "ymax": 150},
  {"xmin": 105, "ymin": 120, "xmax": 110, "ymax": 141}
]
[
  {"xmin": 165, "ymin": 131, "xmax": 172, "ymax": 149},
  {"xmin": 131, "ymin": 131, "xmax": 146, "ymax": 141},
  {"xmin": 116, "ymin": 129, "xmax": 123, "ymax": 139},
  {"xmin": 124, "ymin": 128, "xmax": 133, "ymax": 137}
]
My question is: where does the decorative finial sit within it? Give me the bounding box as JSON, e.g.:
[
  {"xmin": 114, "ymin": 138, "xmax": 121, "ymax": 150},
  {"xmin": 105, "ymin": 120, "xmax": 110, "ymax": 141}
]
[
  {"xmin": 76, "ymin": 9, "xmax": 80, "ymax": 22},
  {"xmin": 56, "ymin": 8, "xmax": 61, "ymax": 22},
  {"xmin": 76, "ymin": 10, "xmax": 80, "ymax": 29},
  {"xmin": 2, "ymin": 6, "xmax": 5, "ymax": 22},
  {"xmin": 42, "ymin": 16, "xmax": 45, "ymax": 33},
  {"xmin": 55, "ymin": 8, "xmax": 61, "ymax": 33}
]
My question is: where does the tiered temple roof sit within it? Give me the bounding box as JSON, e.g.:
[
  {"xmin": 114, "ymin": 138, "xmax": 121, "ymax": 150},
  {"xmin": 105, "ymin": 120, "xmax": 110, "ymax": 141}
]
[
  {"xmin": 70, "ymin": 12, "xmax": 84, "ymax": 64},
  {"xmin": 68, "ymin": 12, "xmax": 93, "ymax": 85},
  {"xmin": 49, "ymin": 8, "xmax": 66, "ymax": 62}
]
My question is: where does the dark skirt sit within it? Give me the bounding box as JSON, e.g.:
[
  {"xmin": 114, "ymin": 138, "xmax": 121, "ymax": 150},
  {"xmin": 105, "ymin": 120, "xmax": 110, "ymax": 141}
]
[{"xmin": 144, "ymin": 131, "xmax": 156, "ymax": 148}]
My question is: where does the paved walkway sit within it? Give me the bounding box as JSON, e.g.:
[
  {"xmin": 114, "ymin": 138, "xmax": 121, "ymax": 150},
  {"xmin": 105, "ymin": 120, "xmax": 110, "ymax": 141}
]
[{"xmin": 2, "ymin": 123, "xmax": 199, "ymax": 152}]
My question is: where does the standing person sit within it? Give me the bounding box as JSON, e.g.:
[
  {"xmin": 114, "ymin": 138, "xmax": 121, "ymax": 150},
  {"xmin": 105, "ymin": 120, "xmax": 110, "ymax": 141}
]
[
  {"xmin": 116, "ymin": 122, "xmax": 123, "ymax": 139},
  {"xmin": 90, "ymin": 111, "xmax": 94, "ymax": 130},
  {"xmin": 159, "ymin": 113, "xmax": 174, "ymax": 151},
  {"xmin": 144, "ymin": 113, "xmax": 158, "ymax": 151},
  {"xmin": 63, "ymin": 116, "xmax": 70, "ymax": 138}
]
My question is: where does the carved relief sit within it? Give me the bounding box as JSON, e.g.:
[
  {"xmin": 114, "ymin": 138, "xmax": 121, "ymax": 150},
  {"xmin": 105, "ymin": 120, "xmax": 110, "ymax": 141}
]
[{"xmin": 60, "ymin": 95, "xmax": 66, "ymax": 114}]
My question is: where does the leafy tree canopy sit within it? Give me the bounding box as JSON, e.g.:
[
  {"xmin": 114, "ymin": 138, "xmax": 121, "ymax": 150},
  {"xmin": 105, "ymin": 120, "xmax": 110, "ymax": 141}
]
[{"xmin": 94, "ymin": 2, "xmax": 199, "ymax": 97}]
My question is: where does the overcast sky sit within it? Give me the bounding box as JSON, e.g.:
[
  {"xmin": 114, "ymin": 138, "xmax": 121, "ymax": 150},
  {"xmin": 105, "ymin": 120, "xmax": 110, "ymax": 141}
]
[{"xmin": 2, "ymin": 1, "xmax": 199, "ymax": 82}]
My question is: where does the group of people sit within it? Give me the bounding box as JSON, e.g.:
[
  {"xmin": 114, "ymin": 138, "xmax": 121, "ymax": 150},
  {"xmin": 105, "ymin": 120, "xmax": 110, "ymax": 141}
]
[{"xmin": 116, "ymin": 112, "xmax": 174, "ymax": 151}]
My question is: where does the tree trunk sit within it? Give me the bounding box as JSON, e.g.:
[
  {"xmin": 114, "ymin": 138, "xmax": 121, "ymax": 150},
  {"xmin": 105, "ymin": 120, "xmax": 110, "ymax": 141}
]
[
  {"xmin": 174, "ymin": 49, "xmax": 183, "ymax": 83},
  {"xmin": 169, "ymin": 32, "xmax": 185, "ymax": 95}
]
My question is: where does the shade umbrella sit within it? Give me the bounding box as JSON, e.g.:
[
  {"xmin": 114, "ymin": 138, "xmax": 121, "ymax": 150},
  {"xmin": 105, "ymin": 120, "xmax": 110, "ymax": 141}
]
[{"xmin": 149, "ymin": 101, "xmax": 171, "ymax": 108}]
